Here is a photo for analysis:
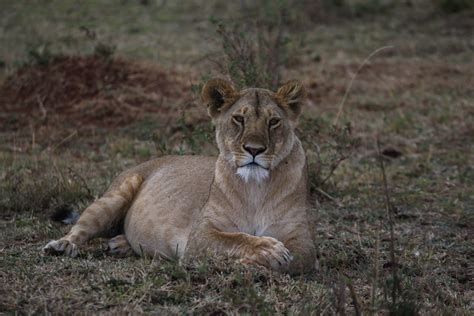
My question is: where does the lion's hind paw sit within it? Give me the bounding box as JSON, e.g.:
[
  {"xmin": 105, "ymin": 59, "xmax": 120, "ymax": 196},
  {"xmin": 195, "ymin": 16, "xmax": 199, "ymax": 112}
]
[
  {"xmin": 42, "ymin": 239, "xmax": 79, "ymax": 258},
  {"xmin": 106, "ymin": 234, "xmax": 134, "ymax": 257}
]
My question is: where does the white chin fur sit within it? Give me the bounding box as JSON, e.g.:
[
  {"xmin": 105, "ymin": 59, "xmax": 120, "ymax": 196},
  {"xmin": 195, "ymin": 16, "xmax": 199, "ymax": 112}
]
[{"xmin": 236, "ymin": 165, "xmax": 269, "ymax": 183}]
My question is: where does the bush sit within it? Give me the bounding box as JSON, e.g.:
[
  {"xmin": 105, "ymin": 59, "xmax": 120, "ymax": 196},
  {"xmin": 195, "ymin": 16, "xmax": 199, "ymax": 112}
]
[
  {"xmin": 210, "ymin": 0, "xmax": 295, "ymax": 90},
  {"xmin": 434, "ymin": 0, "xmax": 474, "ymax": 13},
  {"xmin": 299, "ymin": 117, "xmax": 357, "ymax": 196}
]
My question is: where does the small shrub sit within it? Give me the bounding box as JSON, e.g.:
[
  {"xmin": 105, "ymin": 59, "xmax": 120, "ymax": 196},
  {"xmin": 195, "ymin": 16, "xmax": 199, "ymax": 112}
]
[
  {"xmin": 154, "ymin": 114, "xmax": 215, "ymax": 156},
  {"xmin": 209, "ymin": 0, "xmax": 297, "ymax": 90},
  {"xmin": 26, "ymin": 43, "xmax": 59, "ymax": 67},
  {"xmin": 299, "ymin": 117, "xmax": 357, "ymax": 196},
  {"xmin": 434, "ymin": 0, "xmax": 474, "ymax": 13},
  {"xmin": 94, "ymin": 42, "xmax": 116, "ymax": 59},
  {"xmin": 351, "ymin": 0, "xmax": 394, "ymax": 16}
]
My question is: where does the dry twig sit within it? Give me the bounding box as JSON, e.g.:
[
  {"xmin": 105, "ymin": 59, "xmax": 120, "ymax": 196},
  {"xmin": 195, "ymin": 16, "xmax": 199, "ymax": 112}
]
[
  {"xmin": 376, "ymin": 137, "xmax": 400, "ymax": 308},
  {"xmin": 333, "ymin": 46, "xmax": 395, "ymax": 126}
]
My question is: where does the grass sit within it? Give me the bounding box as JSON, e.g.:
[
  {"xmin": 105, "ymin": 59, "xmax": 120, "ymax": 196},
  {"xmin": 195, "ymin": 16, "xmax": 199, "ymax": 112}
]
[{"xmin": 1, "ymin": 0, "xmax": 473, "ymax": 314}]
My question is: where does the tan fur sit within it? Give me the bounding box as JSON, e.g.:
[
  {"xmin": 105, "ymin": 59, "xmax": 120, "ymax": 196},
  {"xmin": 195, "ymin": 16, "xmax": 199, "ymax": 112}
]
[{"xmin": 43, "ymin": 79, "xmax": 316, "ymax": 274}]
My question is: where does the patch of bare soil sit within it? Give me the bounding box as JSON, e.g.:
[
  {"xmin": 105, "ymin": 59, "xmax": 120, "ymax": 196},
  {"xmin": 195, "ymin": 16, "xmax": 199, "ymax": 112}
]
[{"xmin": 0, "ymin": 55, "xmax": 192, "ymax": 131}]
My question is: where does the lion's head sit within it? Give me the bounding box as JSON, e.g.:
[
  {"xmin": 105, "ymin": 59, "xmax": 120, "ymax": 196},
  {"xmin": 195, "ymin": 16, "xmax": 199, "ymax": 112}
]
[{"xmin": 202, "ymin": 79, "xmax": 306, "ymax": 182}]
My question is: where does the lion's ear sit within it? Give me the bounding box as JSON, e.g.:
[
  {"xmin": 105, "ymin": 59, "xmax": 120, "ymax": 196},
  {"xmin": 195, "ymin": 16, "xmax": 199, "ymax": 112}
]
[
  {"xmin": 201, "ymin": 79, "xmax": 237, "ymax": 119},
  {"xmin": 276, "ymin": 80, "xmax": 306, "ymax": 121}
]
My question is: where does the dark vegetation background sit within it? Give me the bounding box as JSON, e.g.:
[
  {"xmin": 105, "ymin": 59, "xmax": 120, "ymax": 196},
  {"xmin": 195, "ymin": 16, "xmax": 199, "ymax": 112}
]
[{"xmin": 0, "ymin": 0, "xmax": 472, "ymax": 314}]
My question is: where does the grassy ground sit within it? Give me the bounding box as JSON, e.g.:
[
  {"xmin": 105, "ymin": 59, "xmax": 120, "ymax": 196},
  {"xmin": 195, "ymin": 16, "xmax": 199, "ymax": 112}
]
[{"xmin": 1, "ymin": 1, "xmax": 473, "ymax": 314}]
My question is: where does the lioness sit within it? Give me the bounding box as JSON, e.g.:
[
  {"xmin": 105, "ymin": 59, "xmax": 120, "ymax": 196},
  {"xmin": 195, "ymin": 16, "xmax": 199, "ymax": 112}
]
[{"xmin": 43, "ymin": 79, "xmax": 316, "ymax": 273}]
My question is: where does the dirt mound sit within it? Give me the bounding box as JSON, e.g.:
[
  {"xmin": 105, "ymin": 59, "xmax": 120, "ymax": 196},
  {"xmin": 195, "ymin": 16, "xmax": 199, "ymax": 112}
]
[{"xmin": 0, "ymin": 55, "xmax": 191, "ymax": 130}]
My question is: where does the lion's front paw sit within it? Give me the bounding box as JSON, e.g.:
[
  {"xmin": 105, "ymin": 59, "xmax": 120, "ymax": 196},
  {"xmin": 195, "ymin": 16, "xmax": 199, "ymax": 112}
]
[
  {"xmin": 243, "ymin": 236, "xmax": 293, "ymax": 270},
  {"xmin": 42, "ymin": 239, "xmax": 79, "ymax": 258}
]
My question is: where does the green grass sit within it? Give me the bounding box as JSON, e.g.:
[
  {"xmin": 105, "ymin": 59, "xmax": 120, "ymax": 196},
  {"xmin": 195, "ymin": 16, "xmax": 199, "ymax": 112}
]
[{"xmin": 1, "ymin": 1, "xmax": 473, "ymax": 314}]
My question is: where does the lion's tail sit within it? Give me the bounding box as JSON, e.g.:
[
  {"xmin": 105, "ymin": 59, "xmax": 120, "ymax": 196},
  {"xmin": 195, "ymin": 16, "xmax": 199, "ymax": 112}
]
[{"xmin": 51, "ymin": 205, "xmax": 80, "ymax": 225}]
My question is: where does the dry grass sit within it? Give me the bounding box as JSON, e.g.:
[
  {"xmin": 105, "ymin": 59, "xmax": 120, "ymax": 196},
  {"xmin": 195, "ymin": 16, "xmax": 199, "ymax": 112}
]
[{"xmin": 1, "ymin": 1, "xmax": 473, "ymax": 314}]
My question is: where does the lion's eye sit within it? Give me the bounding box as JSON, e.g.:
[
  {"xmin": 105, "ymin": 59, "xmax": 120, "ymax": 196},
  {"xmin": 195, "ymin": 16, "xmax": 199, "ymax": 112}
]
[
  {"xmin": 233, "ymin": 115, "xmax": 244, "ymax": 124},
  {"xmin": 269, "ymin": 118, "xmax": 281, "ymax": 127}
]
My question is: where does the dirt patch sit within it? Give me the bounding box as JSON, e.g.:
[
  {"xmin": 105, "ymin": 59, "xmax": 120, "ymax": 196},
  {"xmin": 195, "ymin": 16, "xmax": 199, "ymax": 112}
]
[{"xmin": 0, "ymin": 55, "xmax": 192, "ymax": 131}]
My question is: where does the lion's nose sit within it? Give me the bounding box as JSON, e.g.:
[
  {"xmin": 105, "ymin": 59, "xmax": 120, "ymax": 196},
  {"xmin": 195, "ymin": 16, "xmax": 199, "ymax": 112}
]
[{"xmin": 243, "ymin": 144, "xmax": 266, "ymax": 157}]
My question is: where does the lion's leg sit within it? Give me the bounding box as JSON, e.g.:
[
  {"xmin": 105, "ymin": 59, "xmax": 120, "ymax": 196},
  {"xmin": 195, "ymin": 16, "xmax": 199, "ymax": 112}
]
[
  {"xmin": 263, "ymin": 223, "xmax": 317, "ymax": 274},
  {"xmin": 107, "ymin": 234, "xmax": 134, "ymax": 257},
  {"xmin": 187, "ymin": 221, "xmax": 293, "ymax": 271},
  {"xmin": 43, "ymin": 174, "xmax": 143, "ymax": 257}
]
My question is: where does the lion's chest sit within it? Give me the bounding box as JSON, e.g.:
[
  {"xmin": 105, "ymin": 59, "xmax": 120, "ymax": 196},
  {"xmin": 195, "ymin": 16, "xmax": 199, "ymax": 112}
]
[
  {"xmin": 236, "ymin": 214, "xmax": 271, "ymax": 236},
  {"xmin": 232, "ymin": 185, "xmax": 279, "ymax": 237}
]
